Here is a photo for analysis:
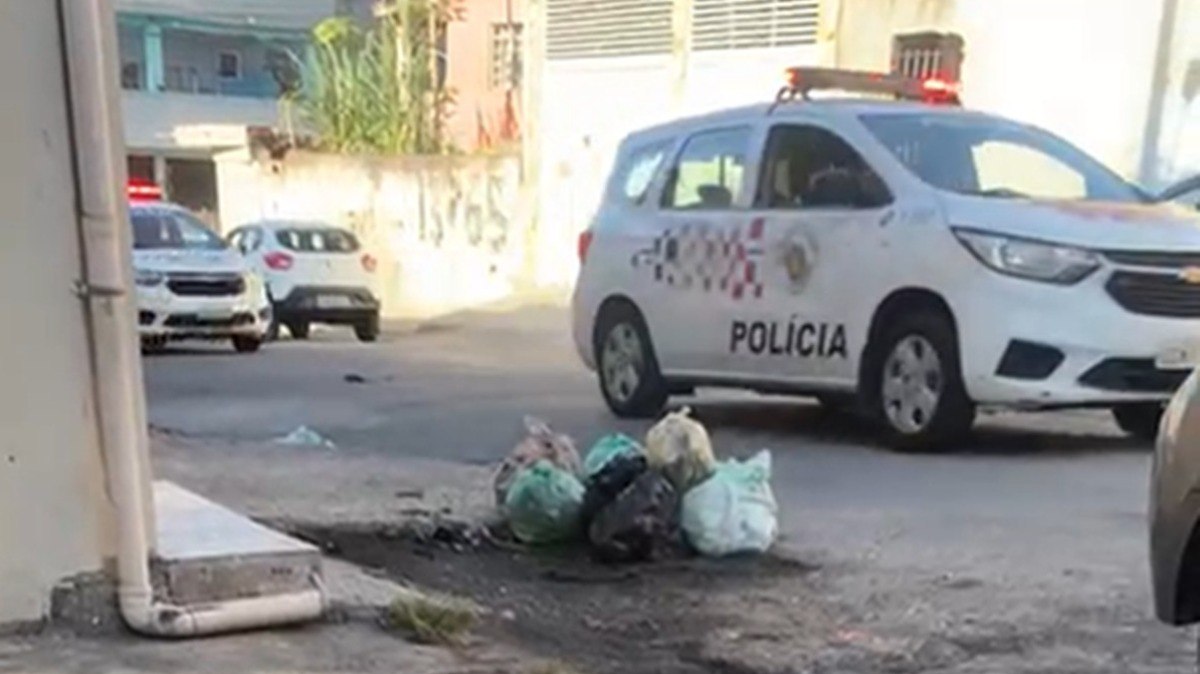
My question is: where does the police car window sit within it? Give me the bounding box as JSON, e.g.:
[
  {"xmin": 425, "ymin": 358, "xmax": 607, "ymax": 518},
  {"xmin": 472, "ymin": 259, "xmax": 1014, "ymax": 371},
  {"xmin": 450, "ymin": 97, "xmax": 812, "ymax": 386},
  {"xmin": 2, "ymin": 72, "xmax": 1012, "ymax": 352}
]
[
  {"xmin": 663, "ymin": 127, "xmax": 750, "ymax": 210},
  {"xmin": 972, "ymin": 141, "xmax": 1086, "ymax": 200},
  {"xmin": 860, "ymin": 112, "xmax": 1144, "ymax": 202},
  {"xmin": 757, "ymin": 124, "xmax": 891, "ymax": 209},
  {"xmin": 131, "ymin": 210, "xmax": 225, "ymax": 250},
  {"xmin": 611, "ymin": 140, "xmax": 671, "ymax": 205}
]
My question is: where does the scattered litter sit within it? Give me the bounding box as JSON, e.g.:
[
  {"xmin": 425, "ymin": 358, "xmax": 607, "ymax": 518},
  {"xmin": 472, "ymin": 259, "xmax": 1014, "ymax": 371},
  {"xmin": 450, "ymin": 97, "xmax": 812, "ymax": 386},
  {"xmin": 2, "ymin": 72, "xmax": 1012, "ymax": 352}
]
[
  {"xmin": 645, "ymin": 407, "xmax": 716, "ymax": 492},
  {"xmin": 493, "ymin": 416, "xmax": 582, "ymax": 506},
  {"xmin": 588, "ymin": 470, "xmax": 679, "ymax": 563},
  {"xmin": 681, "ymin": 450, "xmax": 778, "ymax": 557},
  {"xmin": 275, "ymin": 425, "xmax": 336, "ymax": 449},
  {"xmin": 583, "ymin": 433, "xmax": 643, "ymax": 478},
  {"xmin": 504, "ymin": 460, "xmax": 585, "ymax": 544}
]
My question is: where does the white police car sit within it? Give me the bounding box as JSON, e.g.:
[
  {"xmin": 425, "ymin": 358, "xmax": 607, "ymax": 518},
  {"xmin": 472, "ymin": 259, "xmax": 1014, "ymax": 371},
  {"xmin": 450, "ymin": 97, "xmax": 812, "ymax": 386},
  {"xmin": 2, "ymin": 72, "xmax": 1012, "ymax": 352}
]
[
  {"xmin": 572, "ymin": 68, "xmax": 1200, "ymax": 450},
  {"xmin": 130, "ymin": 192, "xmax": 270, "ymax": 353}
]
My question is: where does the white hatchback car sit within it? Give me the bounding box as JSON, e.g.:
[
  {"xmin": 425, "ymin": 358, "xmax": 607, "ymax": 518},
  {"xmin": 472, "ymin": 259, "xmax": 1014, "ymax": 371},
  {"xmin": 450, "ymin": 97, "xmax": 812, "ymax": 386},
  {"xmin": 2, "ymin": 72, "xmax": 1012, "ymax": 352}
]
[
  {"xmin": 226, "ymin": 221, "xmax": 380, "ymax": 342},
  {"xmin": 131, "ymin": 202, "xmax": 270, "ymax": 353},
  {"xmin": 572, "ymin": 68, "xmax": 1200, "ymax": 450}
]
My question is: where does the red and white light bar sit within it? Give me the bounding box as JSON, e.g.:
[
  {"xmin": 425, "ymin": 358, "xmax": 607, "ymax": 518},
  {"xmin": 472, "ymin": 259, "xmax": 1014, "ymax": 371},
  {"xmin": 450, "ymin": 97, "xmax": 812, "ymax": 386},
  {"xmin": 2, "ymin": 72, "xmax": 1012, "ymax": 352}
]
[
  {"xmin": 127, "ymin": 177, "xmax": 162, "ymax": 201},
  {"xmin": 781, "ymin": 67, "xmax": 960, "ymax": 105}
]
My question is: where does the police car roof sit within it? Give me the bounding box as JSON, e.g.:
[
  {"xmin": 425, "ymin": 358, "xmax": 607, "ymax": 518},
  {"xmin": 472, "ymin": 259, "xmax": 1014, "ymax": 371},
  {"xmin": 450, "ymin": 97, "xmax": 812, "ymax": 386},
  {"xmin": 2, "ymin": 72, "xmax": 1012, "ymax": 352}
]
[
  {"xmin": 624, "ymin": 97, "xmax": 986, "ymax": 144},
  {"xmin": 128, "ymin": 200, "xmax": 189, "ymax": 214}
]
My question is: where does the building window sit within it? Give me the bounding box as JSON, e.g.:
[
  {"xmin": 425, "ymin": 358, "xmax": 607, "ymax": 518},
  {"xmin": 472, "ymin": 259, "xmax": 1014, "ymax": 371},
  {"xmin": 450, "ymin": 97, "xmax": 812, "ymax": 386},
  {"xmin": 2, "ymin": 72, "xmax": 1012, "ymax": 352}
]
[
  {"xmin": 490, "ymin": 22, "xmax": 523, "ymax": 89},
  {"xmin": 218, "ymin": 51, "xmax": 241, "ymax": 79},
  {"xmin": 892, "ymin": 31, "xmax": 965, "ymax": 81},
  {"xmin": 121, "ymin": 62, "xmax": 142, "ymax": 90}
]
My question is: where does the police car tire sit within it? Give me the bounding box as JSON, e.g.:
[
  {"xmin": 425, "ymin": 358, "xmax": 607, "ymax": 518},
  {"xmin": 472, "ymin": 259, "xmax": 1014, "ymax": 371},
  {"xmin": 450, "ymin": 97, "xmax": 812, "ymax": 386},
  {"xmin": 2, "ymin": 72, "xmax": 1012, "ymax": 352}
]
[
  {"xmin": 870, "ymin": 311, "xmax": 975, "ymax": 452},
  {"xmin": 594, "ymin": 303, "xmax": 668, "ymax": 418},
  {"xmin": 1111, "ymin": 403, "xmax": 1164, "ymax": 442}
]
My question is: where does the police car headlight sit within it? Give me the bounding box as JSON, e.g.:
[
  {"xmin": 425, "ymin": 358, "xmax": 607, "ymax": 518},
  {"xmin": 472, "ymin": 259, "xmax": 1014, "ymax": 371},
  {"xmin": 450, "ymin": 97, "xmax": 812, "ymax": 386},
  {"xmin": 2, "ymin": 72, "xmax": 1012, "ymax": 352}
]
[
  {"xmin": 134, "ymin": 268, "xmax": 165, "ymax": 287},
  {"xmin": 953, "ymin": 228, "xmax": 1100, "ymax": 284}
]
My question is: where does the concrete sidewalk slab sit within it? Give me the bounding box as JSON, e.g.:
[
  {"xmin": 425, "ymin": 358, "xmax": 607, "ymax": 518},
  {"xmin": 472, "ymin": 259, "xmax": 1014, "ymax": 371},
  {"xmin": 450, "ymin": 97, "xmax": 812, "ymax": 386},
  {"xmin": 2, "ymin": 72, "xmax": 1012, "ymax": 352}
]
[{"xmin": 152, "ymin": 481, "xmax": 321, "ymax": 606}]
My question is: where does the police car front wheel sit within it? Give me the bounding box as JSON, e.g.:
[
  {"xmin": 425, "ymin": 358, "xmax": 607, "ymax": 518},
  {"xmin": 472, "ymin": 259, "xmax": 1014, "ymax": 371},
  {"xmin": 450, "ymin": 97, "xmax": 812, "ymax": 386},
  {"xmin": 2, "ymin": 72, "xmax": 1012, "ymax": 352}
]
[
  {"xmin": 869, "ymin": 311, "xmax": 975, "ymax": 451},
  {"xmin": 595, "ymin": 303, "xmax": 668, "ymax": 418}
]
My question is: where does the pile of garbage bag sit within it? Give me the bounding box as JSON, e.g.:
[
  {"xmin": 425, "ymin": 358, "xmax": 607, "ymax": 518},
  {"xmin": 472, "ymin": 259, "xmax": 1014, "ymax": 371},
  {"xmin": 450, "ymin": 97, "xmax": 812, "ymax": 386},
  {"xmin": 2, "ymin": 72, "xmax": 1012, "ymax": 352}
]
[{"xmin": 493, "ymin": 408, "xmax": 779, "ymax": 562}]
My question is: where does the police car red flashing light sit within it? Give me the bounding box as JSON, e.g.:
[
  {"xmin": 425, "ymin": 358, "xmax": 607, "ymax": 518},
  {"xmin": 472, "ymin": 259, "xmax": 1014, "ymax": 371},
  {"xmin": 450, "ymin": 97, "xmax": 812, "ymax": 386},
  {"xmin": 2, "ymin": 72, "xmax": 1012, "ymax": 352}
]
[
  {"xmin": 127, "ymin": 178, "xmax": 162, "ymax": 202},
  {"xmin": 781, "ymin": 67, "xmax": 960, "ymax": 106}
]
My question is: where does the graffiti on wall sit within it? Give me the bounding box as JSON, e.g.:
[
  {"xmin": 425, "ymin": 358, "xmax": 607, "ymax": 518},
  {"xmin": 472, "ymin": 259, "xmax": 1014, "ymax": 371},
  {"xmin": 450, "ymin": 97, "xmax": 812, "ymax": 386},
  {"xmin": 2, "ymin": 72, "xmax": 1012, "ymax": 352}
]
[{"xmin": 420, "ymin": 164, "xmax": 516, "ymax": 254}]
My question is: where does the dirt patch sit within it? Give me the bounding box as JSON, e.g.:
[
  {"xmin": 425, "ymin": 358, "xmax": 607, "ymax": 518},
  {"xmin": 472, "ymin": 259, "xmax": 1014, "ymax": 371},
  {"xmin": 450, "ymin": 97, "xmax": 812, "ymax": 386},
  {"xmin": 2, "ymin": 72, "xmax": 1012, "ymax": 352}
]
[{"xmin": 296, "ymin": 524, "xmax": 841, "ymax": 674}]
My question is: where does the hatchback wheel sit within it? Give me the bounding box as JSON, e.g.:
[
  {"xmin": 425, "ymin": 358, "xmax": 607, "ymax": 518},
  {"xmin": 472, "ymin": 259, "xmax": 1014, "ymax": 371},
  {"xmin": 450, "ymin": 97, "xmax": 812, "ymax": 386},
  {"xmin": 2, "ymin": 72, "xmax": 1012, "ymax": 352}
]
[
  {"xmin": 232, "ymin": 335, "xmax": 262, "ymax": 353},
  {"xmin": 355, "ymin": 314, "xmax": 380, "ymax": 343},
  {"xmin": 594, "ymin": 303, "xmax": 667, "ymax": 418},
  {"xmin": 288, "ymin": 321, "xmax": 310, "ymax": 340},
  {"xmin": 869, "ymin": 310, "xmax": 975, "ymax": 451},
  {"xmin": 1112, "ymin": 403, "xmax": 1165, "ymax": 442}
]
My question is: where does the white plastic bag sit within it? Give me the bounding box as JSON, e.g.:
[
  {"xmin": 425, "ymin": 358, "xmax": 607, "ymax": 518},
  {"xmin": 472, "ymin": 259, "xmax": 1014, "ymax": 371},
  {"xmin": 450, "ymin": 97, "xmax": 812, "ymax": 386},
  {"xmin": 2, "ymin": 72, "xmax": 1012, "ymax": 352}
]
[
  {"xmin": 680, "ymin": 450, "xmax": 778, "ymax": 556},
  {"xmin": 644, "ymin": 407, "xmax": 716, "ymax": 492}
]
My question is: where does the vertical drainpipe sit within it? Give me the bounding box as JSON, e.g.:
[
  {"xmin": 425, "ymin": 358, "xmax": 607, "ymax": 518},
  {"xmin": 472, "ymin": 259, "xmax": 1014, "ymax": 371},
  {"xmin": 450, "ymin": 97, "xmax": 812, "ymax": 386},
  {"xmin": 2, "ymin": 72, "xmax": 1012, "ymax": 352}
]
[{"xmin": 1139, "ymin": 0, "xmax": 1182, "ymax": 188}]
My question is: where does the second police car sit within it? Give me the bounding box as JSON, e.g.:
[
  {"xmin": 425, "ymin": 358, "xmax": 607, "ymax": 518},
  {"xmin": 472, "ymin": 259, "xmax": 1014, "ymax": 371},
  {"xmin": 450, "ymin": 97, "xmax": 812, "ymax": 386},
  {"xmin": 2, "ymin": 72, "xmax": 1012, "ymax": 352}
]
[{"xmin": 572, "ymin": 68, "xmax": 1200, "ymax": 451}]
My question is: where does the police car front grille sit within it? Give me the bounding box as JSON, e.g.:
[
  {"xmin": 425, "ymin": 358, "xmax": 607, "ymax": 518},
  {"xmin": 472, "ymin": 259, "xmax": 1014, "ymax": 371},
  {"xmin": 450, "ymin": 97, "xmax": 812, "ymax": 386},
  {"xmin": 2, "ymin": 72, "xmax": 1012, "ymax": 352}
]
[
  {"xmin": 1103, "ymin": 250, "xmax": 1200, "ymax": 268},
  {"xmin": 1106, "ymin": 271, "xmax": 1200, "ymax": 318},
  {"xmin": 167, "ymin": 272, "xmax": 245, "ymax": 297}
]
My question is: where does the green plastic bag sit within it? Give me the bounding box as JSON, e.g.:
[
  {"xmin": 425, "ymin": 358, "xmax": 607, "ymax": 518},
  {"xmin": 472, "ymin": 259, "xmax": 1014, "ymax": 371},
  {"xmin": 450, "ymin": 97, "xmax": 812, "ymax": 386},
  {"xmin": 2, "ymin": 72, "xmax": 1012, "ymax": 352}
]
[
  {"xmin": 583, "ymin": 433, "xmax": 643, "ymax": 478},
  {"xmin": 504, "ymin": 459, "xmax": 585, "ymax": 544}
]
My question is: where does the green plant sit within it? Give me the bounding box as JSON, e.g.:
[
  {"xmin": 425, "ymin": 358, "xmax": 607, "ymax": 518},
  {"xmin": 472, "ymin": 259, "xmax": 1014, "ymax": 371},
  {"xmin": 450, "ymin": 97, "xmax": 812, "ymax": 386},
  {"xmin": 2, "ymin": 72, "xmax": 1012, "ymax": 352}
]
[
  {"xmin": 385, "ymin": 588, "xmax": 478, "ymax": 645},
  {"xmin": 297, "ymin": 2, "xmax": 460, "ymax": 155}
]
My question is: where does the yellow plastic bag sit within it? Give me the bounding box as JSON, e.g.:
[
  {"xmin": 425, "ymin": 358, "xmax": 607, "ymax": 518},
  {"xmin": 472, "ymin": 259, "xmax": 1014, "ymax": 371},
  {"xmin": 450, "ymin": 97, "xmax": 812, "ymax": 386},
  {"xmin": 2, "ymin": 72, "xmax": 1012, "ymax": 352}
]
[{"xmin": 644, "ymin": 407, "xmax": 716, "ymax": 493}]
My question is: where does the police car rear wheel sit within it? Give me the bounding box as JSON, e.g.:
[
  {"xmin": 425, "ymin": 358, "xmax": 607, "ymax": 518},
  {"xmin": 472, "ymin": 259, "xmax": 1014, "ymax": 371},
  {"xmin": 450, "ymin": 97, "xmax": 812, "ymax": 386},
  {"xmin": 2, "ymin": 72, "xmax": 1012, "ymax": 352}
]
[
  {"xmin": 595, "ymin": 304, "xmax": 668, "ymax": 418},
  {"xmin": 871, "ymin": 312, "xmax": 974, "ymax": 451}
]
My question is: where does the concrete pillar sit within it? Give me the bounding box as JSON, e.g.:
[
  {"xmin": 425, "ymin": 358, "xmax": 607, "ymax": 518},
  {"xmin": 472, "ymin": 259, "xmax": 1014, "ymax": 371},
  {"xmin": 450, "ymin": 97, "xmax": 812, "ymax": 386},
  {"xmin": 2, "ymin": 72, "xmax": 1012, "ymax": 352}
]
[
  {"xmin": 0, "ymin": 0, "xmax": 115, "ymax": 626},
  {"xmin": 670, "ymin": 0, "xmax": 693, "ymax": 114},
  {"xmin": 153, "ymin": 153, "xmax": 168, "ymax": 197},
  {"xmin": 143, "ymin": 23, "xmax": 164, "ymax": 91},
  {"xmin": 1139, "ymin": 0, "xmax": 1182, "ymax": 187}
]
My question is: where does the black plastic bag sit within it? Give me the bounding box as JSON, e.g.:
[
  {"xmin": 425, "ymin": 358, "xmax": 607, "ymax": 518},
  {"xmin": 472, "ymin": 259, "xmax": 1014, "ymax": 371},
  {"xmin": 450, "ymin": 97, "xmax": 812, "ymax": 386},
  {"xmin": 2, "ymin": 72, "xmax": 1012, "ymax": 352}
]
[
  {"xmin": 581, "ymin": 453, "xmax": 648, "ymax": 525},
  {"xmin": 587, "ymin": 470, "xmax": 679, "ymax": 564}
]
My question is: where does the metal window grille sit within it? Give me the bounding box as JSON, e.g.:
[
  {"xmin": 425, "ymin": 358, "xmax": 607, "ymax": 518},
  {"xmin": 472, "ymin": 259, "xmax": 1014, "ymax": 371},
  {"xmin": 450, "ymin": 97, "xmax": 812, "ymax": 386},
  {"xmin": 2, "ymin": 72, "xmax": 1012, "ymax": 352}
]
[{"xmin": 546, "ymin": 0, "xmax": 672, "ymax": 59}]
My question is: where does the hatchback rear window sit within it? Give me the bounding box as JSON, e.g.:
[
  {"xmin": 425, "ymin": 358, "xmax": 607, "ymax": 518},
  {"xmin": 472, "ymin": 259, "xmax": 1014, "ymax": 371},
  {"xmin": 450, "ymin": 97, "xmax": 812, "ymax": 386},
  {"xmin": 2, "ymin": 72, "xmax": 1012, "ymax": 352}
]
[{"xmin": 274, "ymin": 228, "xmax": 360, "ymax": 253}]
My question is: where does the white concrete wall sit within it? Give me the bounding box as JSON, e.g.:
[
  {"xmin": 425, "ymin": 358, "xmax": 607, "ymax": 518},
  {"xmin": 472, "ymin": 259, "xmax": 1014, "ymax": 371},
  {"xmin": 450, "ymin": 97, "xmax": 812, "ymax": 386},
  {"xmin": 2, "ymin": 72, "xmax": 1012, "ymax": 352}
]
[
  {"xmin": 536, "ymin": 44, "xmax": 823, "ymax": 286},
  {"xmin": 215, "ymin": 150, "xmax": 528, "ymax": 319},
  {"xmin": 830, "ymin": 0, "xmax": 1164, "ymax": 180},
  {"xmin": 0, "ymin": 1, "xmax": 115, "ymax": 625}
]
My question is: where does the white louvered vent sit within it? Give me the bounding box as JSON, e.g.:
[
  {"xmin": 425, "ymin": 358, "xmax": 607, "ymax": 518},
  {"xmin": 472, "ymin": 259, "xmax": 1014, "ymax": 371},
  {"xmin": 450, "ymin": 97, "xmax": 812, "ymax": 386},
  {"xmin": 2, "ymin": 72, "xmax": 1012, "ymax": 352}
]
[
  {"xmin": 547, "ymin": 0, "xmax": 672, "ymax": 59},
  {"xmin": 692, "ymin": 0, "xmax": 820, "ymax": 51}
]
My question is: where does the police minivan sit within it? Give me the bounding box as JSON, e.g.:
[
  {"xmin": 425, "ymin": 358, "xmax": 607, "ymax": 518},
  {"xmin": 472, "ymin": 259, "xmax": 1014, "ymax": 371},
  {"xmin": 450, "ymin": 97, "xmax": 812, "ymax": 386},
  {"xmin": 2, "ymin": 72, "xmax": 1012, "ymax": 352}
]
[{"xmin": 572, "ymin": 68, "xmax": 1200, "ymax": 450}]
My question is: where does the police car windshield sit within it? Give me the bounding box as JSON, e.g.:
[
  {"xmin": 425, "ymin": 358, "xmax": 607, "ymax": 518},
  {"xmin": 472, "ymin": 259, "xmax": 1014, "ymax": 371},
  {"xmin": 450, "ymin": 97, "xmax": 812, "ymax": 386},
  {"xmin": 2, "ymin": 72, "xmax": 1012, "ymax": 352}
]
[
  {"xmin": 131, "ymin": 209, "xmax": 226, "ymax": 251},
  {"xmin": 860, "ymin": 112, "xmax": 1145, "ymax": 203}
]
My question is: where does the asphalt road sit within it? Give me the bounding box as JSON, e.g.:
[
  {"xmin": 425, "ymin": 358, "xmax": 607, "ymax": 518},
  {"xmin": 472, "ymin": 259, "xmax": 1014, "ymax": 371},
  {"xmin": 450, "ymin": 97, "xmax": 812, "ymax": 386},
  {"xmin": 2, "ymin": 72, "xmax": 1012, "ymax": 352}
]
[{"xmin": 142, "ymin": 303, "xmax": 1196, "ymax": 671}]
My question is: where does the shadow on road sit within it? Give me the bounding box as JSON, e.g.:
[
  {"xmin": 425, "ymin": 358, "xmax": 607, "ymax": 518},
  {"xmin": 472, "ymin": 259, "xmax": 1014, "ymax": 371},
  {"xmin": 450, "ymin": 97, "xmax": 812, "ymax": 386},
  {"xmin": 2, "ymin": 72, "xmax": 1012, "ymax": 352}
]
[{"xmin": 682, "ymin": 399, "xmax": 1146, "ymax": 457}]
